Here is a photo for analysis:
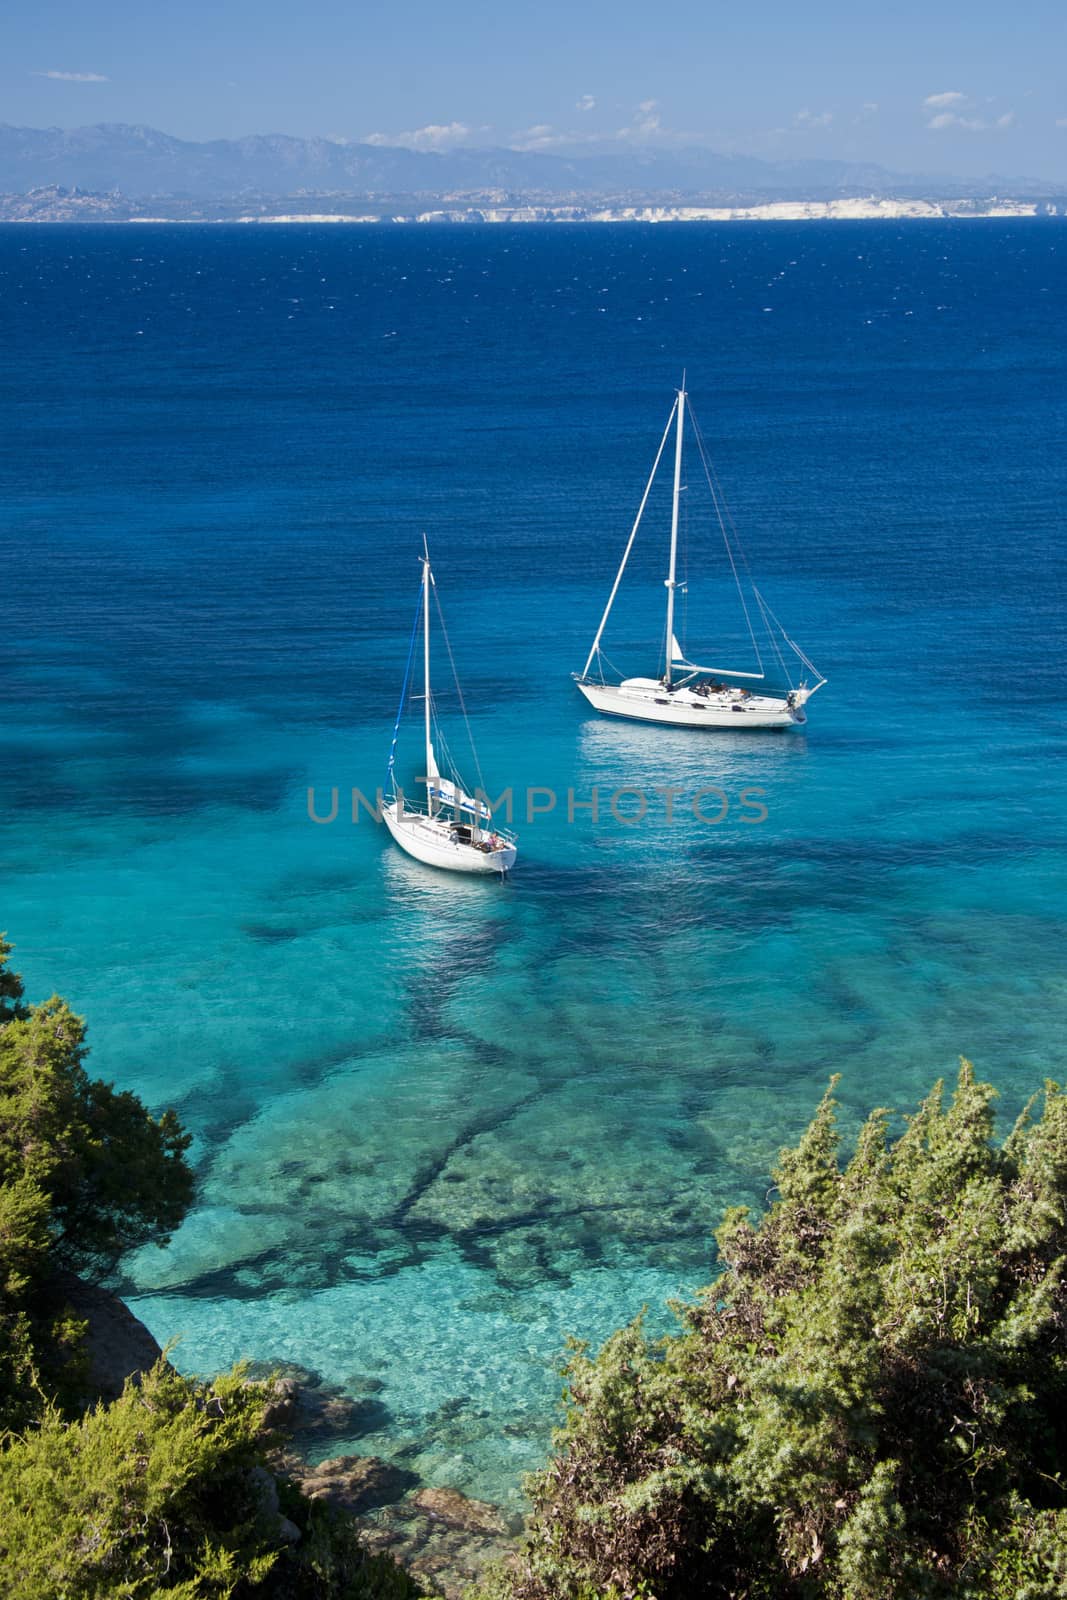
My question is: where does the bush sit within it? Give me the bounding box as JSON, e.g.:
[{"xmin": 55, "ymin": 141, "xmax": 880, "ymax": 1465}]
[
  {"xmin": 0, "ymin": 1359, "xmax": 430, "ymax": 1599},
  {"xmin": 0, "ymin": 934, "xmax": 193, "ymax": 1427},
  {"xmin": 0, "ymin": 937, "xmax": 433, "ymax": 1598},
  {"xmin": 0, "ymin": 935, "xmax": 193, "ymax": 1280},
  {"xmin": 480, "ymin": 1063, "xmax": 1067, "ymax": 1600}
]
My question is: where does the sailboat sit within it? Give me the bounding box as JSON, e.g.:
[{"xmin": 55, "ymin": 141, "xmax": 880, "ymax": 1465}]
[
  {"xmin": 382, "ymin": 539, "xmax": 518, "ymax": 875},
  {"xmin": 574, "ymin": 382, "xmax": 826, "ymax": 730}
]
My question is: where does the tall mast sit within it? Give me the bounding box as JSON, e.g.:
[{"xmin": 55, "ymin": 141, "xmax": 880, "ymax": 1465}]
[
  {"xmin": 421, "ymin": 535, "xmax": 434, "ymax": 809},
  {"xmin": 663, "ymin": 380, "xmax": 686, "ymax": 687}
]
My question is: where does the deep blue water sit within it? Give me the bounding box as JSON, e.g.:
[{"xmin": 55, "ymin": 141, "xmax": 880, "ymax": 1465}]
[{"xmin": 2, "ymin": 221, "xmax": 1065, "ymax": 1505}]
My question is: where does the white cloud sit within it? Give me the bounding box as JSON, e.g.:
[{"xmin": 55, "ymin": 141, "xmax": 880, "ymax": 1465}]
[
  {"xmin": 510, "ymin": 123, "xmax": 564, "ymax": 150},
  {"xmin": 363, "ymin": 122, "xmax": 477, "ymax": 152},
  {"xmin": 509, "ymin": 101, "xmax": 677, "ymax": 152},
  {"xmin": 794, "ymin": 108, "xmax": 833, "ymax": 130},
  {"xmin": 576, "ymin": 94, "xmax": 595, "ymax": 112},
  {"xmin": 923, "ymin": 91, "xmax": 1015, "ymax": 133},
  {"xmin": 1057, "ymin": 117, "xmax": 1067, "ymax": 128},
  {"xmin": 35, "ymin": 69, "xmax": 109, "ymax": 82},
  {"xmin": 624, "ymin": 99, "xmax": 662, "ymax": 138},
  {"xmin": 927, "ymin": 108, "xmax": 1015, "ymax": 133},
  {"xmin": 510, "ymin": 121, "xmax": 626, "ymax": 152}
]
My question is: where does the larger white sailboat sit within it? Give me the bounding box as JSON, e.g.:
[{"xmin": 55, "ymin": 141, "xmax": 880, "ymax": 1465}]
[
  {"xmin": 382, "ymin": 540, "xmax": 517, "ymax": 876},
  {"xmin": 574, "ymin": 383, "xmax": 826, "ymax": 730}
]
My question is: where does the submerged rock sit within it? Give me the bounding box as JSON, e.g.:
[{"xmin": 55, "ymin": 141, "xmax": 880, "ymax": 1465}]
[
  {"xmin": 255, "ymin": 1367, "xmax": 523, "ymax": 1597},
  {"xmin": 357, "ymin": 1490, "xmax": 521, "ymax": 1600},
  {"xmin": 252, "ymin": 1365, "xmax": 391, "ymax": 1444},
  {"xmin": 294, "ymin": 1453, "xmax": 419, "ymax": 1513},
  {"xmin": 411, "ymin": 1485, "xmax": 518, "ymax": 1536}
]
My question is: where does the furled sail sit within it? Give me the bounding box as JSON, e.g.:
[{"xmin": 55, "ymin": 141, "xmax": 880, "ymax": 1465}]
[{"xmin": 426, "ymin": 776, "xmax": 491, "ymax": 821}]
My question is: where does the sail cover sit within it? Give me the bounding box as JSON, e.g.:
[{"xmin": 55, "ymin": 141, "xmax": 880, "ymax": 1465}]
[
  {"xmin": 426, "ymin": 776, "xmax": 491, "ymax": 821},
  {"xmin": 670, "ymin": 632, "xmax": 766, "ymax": 681}
]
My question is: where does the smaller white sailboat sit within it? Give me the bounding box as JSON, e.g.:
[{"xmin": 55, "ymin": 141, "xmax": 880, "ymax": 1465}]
[
  {"xmin": 574, "ymin": 382, "xmax": 826, "ymax": 730},
  {"xmin": 382, "ymin": 539, "xmax": 517, "ymax": 876}
]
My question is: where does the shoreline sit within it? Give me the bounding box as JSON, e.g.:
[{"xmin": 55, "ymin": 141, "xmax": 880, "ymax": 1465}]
[{"xmin": 3, "ymin": 196, "xmax": 1065, "ymax": 225}]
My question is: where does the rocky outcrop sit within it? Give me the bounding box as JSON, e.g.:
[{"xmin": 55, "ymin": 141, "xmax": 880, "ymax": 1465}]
[
  {"xmin": 295, "ymin": 1453, "xmax": 420, "ymax": 1514},
  {"xmin": 255, "ymin": 1367, "xmax": 389, "ymax": 1445},
  {"xmin": 355, "ymin": 1486, "xmax": 523, "ymax": 1600},
  {"xmin": 411, "ymin": 1485, "xmax": 518, "ymax": 1536},
  {"xmin": 52, "ymin": 1272, "xmax": 165, "ymax": 1402},
  {"xmin": 248, "ymin": 1367, "xmax": 523, "ymax": 1598}
]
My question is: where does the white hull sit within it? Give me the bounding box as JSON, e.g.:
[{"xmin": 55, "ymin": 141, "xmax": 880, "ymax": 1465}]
[
  {"xmin": 576, "ymin": 677, "xmax": 805, "ymax": 730},
  {"xmin": 382, "ymin": 801, "xmax": 517, "ymax": 875}
]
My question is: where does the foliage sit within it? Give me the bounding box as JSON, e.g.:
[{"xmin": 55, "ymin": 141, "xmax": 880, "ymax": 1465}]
[
  {"xmin": 0, "ymin": 938, "xmax": 193, "ymax": 1279},
  {"xmin": 0, "ymin": 936, "xmax": 194, "ymax": 1428},
  {"xmin": 0, "ymin": 1359, "xmax": 431, "ymax": 1600},
  {"xmin": 478, "ymin": 1063, "xmax": 1067, "ymax": 1600},
  {"xmin": 0, "ymin": 934, "xmax": 28, "ymax": 1023},
  {"xmin": 0, "ymin": 936, "xmax": 433, "ymax": 1598}
]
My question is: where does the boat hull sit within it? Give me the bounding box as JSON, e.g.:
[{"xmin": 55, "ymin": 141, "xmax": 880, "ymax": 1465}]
[
  {"xmin": 575, "ymin": 678, "xmax": 802, "ymax": 730},
  {"xmin": 382, "ymin": 802, "xmax": 517, "ymax": 875}
]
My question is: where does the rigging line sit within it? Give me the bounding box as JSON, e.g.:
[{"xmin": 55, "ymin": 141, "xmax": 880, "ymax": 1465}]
[
  {"xmin": 687, "ymin": 406, "xmax": 796, "ymax": 675},
  {"xmin": 433, "ymin": 723, "xmax": 472, "ymax": 800},
  {"xmin": 750, "ymin": 586, "xmax": 790, "ymax": 681},
  {"xmin": 687, "ymin": 400, "xmax": 764, "ymax": 675},
  {"xmin": 427, "ymin": 662, "xmax": 470, "ymax": 797},
  {"xmin": 431, "ymin": 581, "xmax": 487, "ymax": 800},
  {"xmin": 752, "ymin": 587, "xmax": 825, "ymax": 683},
  {"xmin": 581, "ymin": 396, "xmax": 679, "ymax": 679},
  {"xmin": 681, "ymin": 437, "xmax": 690, "ymax": 656},
  {"xmin": 385, "ymin": 577, "xmax": 425, "ymax": 793},
  {"xmin": 689, "ymin": 405, "xmax": 793, "ymax": 675},
  {"xmin": 429, "ymin": 677, "xmax": 478, "ymax": 796}
]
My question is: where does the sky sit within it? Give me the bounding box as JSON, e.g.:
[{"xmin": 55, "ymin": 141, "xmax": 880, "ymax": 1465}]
[{"xmin": 3, "ymin": 0, "xmax": 1066, "ymax": 181}]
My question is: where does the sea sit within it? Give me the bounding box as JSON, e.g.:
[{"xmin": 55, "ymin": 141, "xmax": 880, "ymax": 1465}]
[{"xmin": 1, "ymin": 220, "xmax": 1065, "ymax": 1507}]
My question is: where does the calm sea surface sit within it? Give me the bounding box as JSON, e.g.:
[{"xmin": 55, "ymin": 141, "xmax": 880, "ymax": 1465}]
[{"xmin": 1, "ymin": 221, "xmax": 1065, "ymax": 1504}]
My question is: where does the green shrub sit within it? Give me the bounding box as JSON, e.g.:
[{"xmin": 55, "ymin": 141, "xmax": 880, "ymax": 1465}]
[
  {"xmin": 480, "ymin": 1064, "xmax": 1067, "ymax": 1599},
  {"xmin": 0, "ymin": 936, "xmax": 193, "ymax": 1281},
  {"xmin": 0, "ymin": 936, "xmax": 432, "ymax": 1598},
  {"xmin": 0, "ymin": 934, "xmax": 193, "ymax": 1428},
  {"xmin": 0, "ymin": 1359, "xmax": 430, "ymax": 1599}
]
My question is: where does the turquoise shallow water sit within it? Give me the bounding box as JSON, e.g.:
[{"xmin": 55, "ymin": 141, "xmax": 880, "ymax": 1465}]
[{"xmin": 1, "ymin": 221, "xmax": 1065, "ymax": 1506}]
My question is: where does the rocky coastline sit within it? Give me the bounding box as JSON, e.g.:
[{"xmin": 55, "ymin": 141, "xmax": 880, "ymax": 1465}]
[
  {"xmin": 76, "ymin": 1284, "xmax": 519, "ymax": 1599},
  {"xmin": 2, "ymin": 183, "xmax": 1065, "ymax": 224}
]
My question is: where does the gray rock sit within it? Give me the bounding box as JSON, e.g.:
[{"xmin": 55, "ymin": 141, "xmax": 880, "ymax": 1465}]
[
  {"xmin": 411, "ymin": 1485, "xmax": 517, "ymax": 1536},
  {"xmin": 296, "ymin": 1454, "xmax": 419, "ymax": 1514},
  {"xmin": 247, "ymin": 1464, "xmax": 280, "ymax": 1518},
  {"xmin": 50, "ymin": 1272, "xmax": 164, "ymax": 1402}
]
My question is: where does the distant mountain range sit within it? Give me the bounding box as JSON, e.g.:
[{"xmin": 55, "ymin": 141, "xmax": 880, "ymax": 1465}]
[{"xmin": 0, "ymin": 121, "xmax": 1059, "ymax": 202}]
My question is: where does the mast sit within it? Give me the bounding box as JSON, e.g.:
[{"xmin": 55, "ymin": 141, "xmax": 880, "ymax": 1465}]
[
  {"xmin": 663, "ymin": 380, "xmax": 686, "ymax": 687},
  {"xmin": 421, "ymin": 535, "xmax": 435, "ymax": 813}
]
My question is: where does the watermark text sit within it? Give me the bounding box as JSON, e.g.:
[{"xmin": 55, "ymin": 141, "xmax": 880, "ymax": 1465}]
[{"xmin": 308, "ymin": 782, "xmax": 768, "ymax": 827}]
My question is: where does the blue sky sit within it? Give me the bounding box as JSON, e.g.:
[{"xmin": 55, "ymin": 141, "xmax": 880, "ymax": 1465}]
[{"xmin": 4, "ymin": 0, "xmax": 1065, "ymax": 180}]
